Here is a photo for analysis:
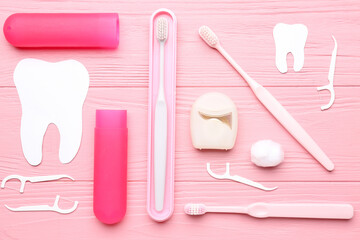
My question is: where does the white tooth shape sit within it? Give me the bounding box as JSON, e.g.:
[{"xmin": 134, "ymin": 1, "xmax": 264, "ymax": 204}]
[
  {"xmin": 14, "ymin": 58, "xmax": 89, "ymax": 166},
  {"xmin": 273, "ymin": 23, "xmax": 308, "ymax": 73}
]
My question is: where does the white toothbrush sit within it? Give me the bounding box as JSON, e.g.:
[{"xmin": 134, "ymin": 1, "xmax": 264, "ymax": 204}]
[
  {"xmin": 154, "ymin": 17, "xmax": 168, "ymax": 212},
  {"xmin": 198, "ymin": 26, "xmax": 334, "ymax": 171},
  {"xmin": 184, "ymin": 203, "xmax": 354, "ymax": 219}
]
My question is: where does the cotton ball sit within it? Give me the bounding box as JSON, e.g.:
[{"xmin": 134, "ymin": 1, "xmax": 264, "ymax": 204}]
[{"xmin": 251, "ymin": 140, "xmax": 284, "ymax": 167}]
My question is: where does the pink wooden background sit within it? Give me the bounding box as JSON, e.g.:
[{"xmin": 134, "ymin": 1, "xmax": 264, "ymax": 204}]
[{"xmin": 0, "ymin": 0, "xmax": 360, "ymax": 239}]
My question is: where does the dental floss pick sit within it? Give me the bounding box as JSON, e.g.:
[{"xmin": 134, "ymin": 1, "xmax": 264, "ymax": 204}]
[
  {"xmin": 1, "ymin": 174, "xmax": 74, "ymax": 193},
  {"xmin": 206, "ymin": 163, "xmax": 278, "ymax": 191},
  {"xmin": 5, "ymin": 195, "xmax": 78, "ymax": 214},
  {"xmin": 317, "ymin": 35, "xmax": 337, "ymax": 110}
]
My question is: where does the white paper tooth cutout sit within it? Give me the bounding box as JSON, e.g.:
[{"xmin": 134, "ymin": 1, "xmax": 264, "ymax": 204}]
[
  {"xmin": 14, "ymin": 58, "xmax": 89, "ymax": 166},
  {"xmin": 273, "ymin": 23, "xmax": 308, "ymax": 73}
]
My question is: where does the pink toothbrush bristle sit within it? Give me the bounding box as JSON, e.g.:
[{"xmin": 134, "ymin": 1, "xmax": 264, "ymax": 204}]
[
  {"xmin": 199, "ymin": 26, "xmax": 219, "ymax": 48},
  {"xmin": 184, "ymin": 204, "xmax": 206, "ymax": 215}
]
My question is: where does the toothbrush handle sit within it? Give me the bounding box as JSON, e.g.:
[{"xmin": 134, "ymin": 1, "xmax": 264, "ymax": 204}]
[
  {"xmin": 247, "ymin": 203, "xmax": 354, "ymax": 219},
  {"xmin": 154, "ymin": 40, "xmax": 168, "ymax": 212},
  {"xmin": 253, "ymin": 85, "xmax": 334, "ymax": 171},
  {"xmin": 154, "ymin": 101, "xmax": 167, "ymax": 212},
  {"xmin": 217, "ymin": 46, "xmax": 334, "ymax": 171}
]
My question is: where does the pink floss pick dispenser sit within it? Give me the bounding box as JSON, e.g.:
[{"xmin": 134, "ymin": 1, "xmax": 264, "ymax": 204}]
[
  {"xmin": 94, "ymin": 110, "xmax": 127, "ymax": 224},
  {"xmin": 3, "ymin": 13, "xmax": 119, "ymax": 48}
]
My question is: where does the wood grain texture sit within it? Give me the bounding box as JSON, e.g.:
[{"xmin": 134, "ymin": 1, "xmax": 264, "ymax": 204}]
[
  {"xmin": 0, "ymin": 0, "xmax": 359, "ymax": 87},
  {"xmin": 0, "ymin": 0, "xmax": 359, "ymax": 239},
  {"xmin": 0, "ymin": 182, "xmax": 359, "ymax": 240},
  {"xmin": 0, "ymin": 87, "xmax": 359, "ymax": 181}
]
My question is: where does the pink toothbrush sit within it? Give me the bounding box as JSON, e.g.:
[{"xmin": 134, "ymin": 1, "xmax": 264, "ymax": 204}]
[
  {"xmin": 147, "ymin": 9, "xmax": 177, "ymax": 222},
  {"xmin": 199, "ymin": 26, "xmax": 334, "ymax": 171},
  {"xmin": 184, "ymin": 203, "xmax": 354, "ymax": 219}
]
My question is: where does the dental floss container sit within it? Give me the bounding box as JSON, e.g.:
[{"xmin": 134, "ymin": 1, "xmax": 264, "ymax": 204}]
[
  {"xmin": 94, "ymin": 110, "xmax": 127, "ymax": 224},
  {"xmin": 3, "ymin": 13, "xmax": 119, "ymax": 48},
  {"xmin": 190, "ymin": 92, "xmax": 238, "ymax": 150}
]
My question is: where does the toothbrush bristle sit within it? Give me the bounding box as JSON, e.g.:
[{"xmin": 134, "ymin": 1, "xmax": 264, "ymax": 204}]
[
  {"xmin": 184, "ymin": 204, "xmax": 206, "ymax": 215},
  {"xmin": 199, "ymin": 26, "xmax": 219, "ymax": 48},
  {"xmin": 156, "ymin": 17, "xmax": 168, "ymax": 42}
]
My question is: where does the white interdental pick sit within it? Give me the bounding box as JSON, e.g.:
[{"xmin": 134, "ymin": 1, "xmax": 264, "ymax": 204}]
[
  {"xmin": 154, "ymin": 17, "xmax": 169, "ymax": 212},
  {"xmin": 199, "ymin": 26, "xmax": 334, "ymax": 171},
  {"xmin": 317, "ymin": 35, "xmax": 337, "ymax": 110}
]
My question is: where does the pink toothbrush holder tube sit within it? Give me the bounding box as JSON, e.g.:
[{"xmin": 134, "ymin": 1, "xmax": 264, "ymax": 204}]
[
  {"xmin": 94, "ymin": 110, "xmax": 127, "ymax": 224},
  {"xmin": 3, "ymin": 13, "xmax": 119, "ymax": 48}
]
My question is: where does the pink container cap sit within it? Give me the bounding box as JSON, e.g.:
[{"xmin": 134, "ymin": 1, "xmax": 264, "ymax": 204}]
[
  {"xmin": 94, "ymin": 109, "xmax": 128, "ymax": 224},
  {"xmin": 96, "ymin": 110, "xmax": 127, "ymax": 129},
  {"xmin": 3, "ymin": 13, "xmax": 119, "ymax": 48}
]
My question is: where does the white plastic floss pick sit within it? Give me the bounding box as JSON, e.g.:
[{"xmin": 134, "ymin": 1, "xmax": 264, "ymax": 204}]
[
  {"xmin": 5, "ymin": 195, "xmax": 78, "ymax": 214},
  {"xmin": 1, "ymin": 174, "xmax": 74, "ymax": 193},
  {"xmin": 206, "ymin": 163, "xmax": 277, "ymax": 191},
  {"xmin": 317, "ymin": 36, "xmax": 337, "ymax": 111}
]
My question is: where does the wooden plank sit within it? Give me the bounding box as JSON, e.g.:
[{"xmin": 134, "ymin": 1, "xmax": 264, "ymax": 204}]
[
  {"xmin": 0, "ymin": 0, "xmax": 359, "ymax": 239},
  {"xmin": 0, "ymin": 181, "xmax": 359, "ymax": 240},
  {"xmin": 0, "ymin": 0, "xmax": 359, "ymax": 87},
  {"xmin": 175, "ymin": 86, "xmax": 360, "ymax": 182},
  {"xmin": 0, "ymin": 86, "xmax": 359, "ymax": 181}
]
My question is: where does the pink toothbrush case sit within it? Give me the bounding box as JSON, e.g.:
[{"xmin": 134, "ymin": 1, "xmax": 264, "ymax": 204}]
[
  {"xmin": 147, "ymin": 9, "xmax": 177, "ymax": 222},
  {"xmin": 3, "ymin": 13, "xmax": 119, "ymax": 48},
  {"xmin": 94, "ymin": 110, "xmax": 127, "ymax": 224}
]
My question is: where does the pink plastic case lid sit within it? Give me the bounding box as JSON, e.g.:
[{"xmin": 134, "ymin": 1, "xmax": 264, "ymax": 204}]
[
  {"xmin": 147, "ymin": 9, "xmax": 177, "ymax": 222},
  {"xmin": 94, "ymin": 110, "xmax": 127, "ymax": 224},
  {"xmin": 96, "ymin": 110, "xmax": 127, "ymax": 129},
  {"xmin": 4, "ymin": 13, "xmax": 119, "ymax": 48}
]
